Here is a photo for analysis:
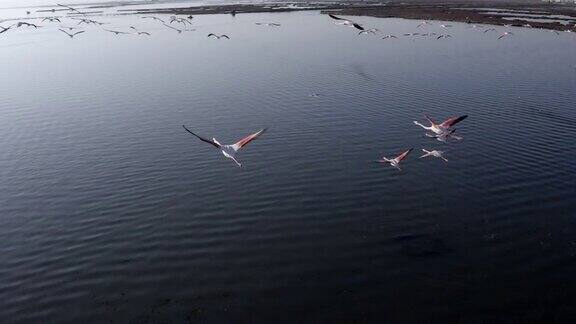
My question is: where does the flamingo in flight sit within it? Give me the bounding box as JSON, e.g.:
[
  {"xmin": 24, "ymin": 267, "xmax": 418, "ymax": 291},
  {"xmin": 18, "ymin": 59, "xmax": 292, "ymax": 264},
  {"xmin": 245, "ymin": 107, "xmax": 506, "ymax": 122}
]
[
  {"xmin": 420, "ymin": 149, "xmax": 448, "ymax": 162},
  {"xmin": 358, "ymin": 28, "xmax": 379, "ymax": 35},
  {"xmin": 59, "ymin": 28, "xmax": 85, "ymax": 38},
  {"xmin": 498, "ymin": 31, "xmax": 513, "ymax": 39},
  {"xmin": 413, "ymin": 114, "xmax": 468, "ymax": 135},
  {"xmin": 375, "ymin": 148, "xmax": 413, "ymax": 171},
  {"xmin": 208, "ymin": 33, "xmax": 230, "ymax": 39},
  {"xmin": 182, "ymin": 125, "xmax": 267, "ymax": 167},
  {"xmin": 328, "ymin": 14, "xmax": 364, "ymax": 31}
]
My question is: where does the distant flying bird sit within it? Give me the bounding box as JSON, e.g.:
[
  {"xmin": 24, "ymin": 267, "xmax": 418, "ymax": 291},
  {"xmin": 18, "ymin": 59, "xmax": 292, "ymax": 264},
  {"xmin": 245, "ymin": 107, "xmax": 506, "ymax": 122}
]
[
  {"xmin": 74, "ymin": 18, "xmax": 91, "ymax": 25},
  {"xmin": 328, "ymin": 14, "xmax": 364, "ymax": 31},
  {"xmin": 498, "ymin": 31, "xmax": 513, "ymax": 39},
  {"xmin": 182, "ymin": 125, "xmax": 267, "ymax": 167},
  {"xmin": 59, "ymin": 28, "xmax": 84, "ymax": 38},
  {"xmin": 170, "ymin": 16, "xmax": 192, "ymax": 26},
  {"xmin": 413, "ymin": 115, "xmax": 468, "ymax": 135},
  {"xmin": 382, "ymin": 34, "xmax": 397, "ymax": 39},
  {"xmin": 484, "ymin": 28, "xmax": 496, "ymax": 33},
  {"xmin": 42, "ymin": 17, "xmax": 61, "ymax": 23},
  {"xmin": 187, "ymin": 15, "xmax": 194, "ymax": 20},
  {"xmin": 130, "ymin": 26, "xmax": 137, "ymax": 30},
  {"xmin": 255, "ymin": 22, "xmax": 281, "ymax": 26},
  {"xmin": 138, "ymin": 31, "xmax": 151, "ymax": 36},
  {"xmin": 436, "ymin": 34, "xmax": 452, "ymax": 39},
  {"xmin": 375, "ymin": 148, "xmax": 413, "ymax": 171},
  {"xmin": 417, "ymin": 21, "xmax": 430, "ymax": 28},
  {"xmin": 26, "ymin": 11, "xmax": 31, "ymax": 15},
  {"xmin": 420, "ymin": 149, "xmax": 448, "ymax": 162},
  {"xmin": 57, "ymin": 3, "xmax": 85, "ymax": 15},
  {"xmin": 16, "ymin": 22, "xmax": 41, "ymax": 28},
  {"xmin": 142, "ymin": 16, "xmax": 166, "ymax": 23},
  {"xmin": 61, "ymin": 26, "xmax": 81, "ymax": 31},
  {"xmin": 208, "ymin": 33, "xmax": 230, "ymax": 39},
  {"xmin": 358, "ymin": 28, "xmax": 379, "ymax": 35},
  {"xmin": 104, "ymin": 29, "xmax": 129, "ymax": 35},
  {"xmin": 72, "ymin": 18, "xmax": 104, "ymax": 25}
]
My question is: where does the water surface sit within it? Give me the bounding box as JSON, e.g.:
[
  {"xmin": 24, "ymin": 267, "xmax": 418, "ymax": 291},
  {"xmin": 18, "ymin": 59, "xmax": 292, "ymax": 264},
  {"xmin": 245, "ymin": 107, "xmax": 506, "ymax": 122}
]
[{"xmin": 1, "ymin": 10, "xmax": 576, "ymax": 323}]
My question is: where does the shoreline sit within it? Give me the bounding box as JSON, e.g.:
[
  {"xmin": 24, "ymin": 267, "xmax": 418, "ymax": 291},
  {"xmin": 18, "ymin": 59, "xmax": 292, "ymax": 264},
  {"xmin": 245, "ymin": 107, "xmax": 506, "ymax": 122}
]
[{"xmin": 114, "ymin": 1, "xmax": 576, "ymax": 31}]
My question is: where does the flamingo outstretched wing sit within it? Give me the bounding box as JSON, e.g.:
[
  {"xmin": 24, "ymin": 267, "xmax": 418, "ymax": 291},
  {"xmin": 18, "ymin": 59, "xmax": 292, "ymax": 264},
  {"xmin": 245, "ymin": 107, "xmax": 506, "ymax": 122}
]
[
  {"xmin": 182, "ymin": 125, "xmax": 221, "ymax": 148},
  {"xmin": 231, "ymin": 128, "xmax": 267, "ymax": 152},
  {"xmin": 394, "ymin": 148, "xmax": 413, "ymax": 162},
  {"xmin": 440, "ymin": 115, "xmax": 468, "ymax": 128}
]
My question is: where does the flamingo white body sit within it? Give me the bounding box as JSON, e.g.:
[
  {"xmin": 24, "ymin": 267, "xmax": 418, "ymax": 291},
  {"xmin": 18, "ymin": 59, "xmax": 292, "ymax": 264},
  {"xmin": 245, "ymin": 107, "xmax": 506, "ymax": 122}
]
[
  {"xmin": 420, "ymin": 149, "xmax": 448, "ymax": 162},
  {"xmin": 425, "ymin": 129, "xmax": 462, "ymax": 142},
  {"xmin": 182, "ymin": 125, "xmax": 266, "ymax": 167},
  {"xmin": 375, "ymin": 148, "xmax": 413, "ymax": 171},
  {"xmin": 413, "ymin": 114, "xmax": 468, "ymax": 135}
]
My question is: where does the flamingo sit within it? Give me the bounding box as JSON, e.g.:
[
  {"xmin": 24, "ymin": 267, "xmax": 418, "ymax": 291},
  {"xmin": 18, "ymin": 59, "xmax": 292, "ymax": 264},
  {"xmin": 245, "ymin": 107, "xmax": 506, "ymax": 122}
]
[
  {"xmin": 104, "ymin": 29, "xmax": 129, "ymax": 35},
  {"xmin": 413, "ymin": 114, "xmax": 468, "ymax": 135},
  {"xmin": 327, "ymin": 14, "xmax": 364, "ymax": 31},
  {"xmin": 498, "ymin": 31, "xmax": 513, "ymax": 39},
  {"xmin": 255, "ymin": 22, "xmax": 281, "ymax": 27},
  {"xmin": 420, "ymin": 149, "xmax": 448, "ymax": 162},
  {"xmin": 42, "ymin": 17, "xmax": 61, "ymax": 23},
  {"xmin": 182, "ymin": 125, "xmax": 267, "ymax": 167},
  {"xmin": 208, "ymin": 33, "xmax": 230, "ymax": 39},
  {"xmin": 59, "ymin": 28, "xmax": 85, "ymax": 38},
  {"xmin": 375, "ymin": 148, "xmax": 413, "ymax": 171},
  {"xmin": 358, "ymin": 28, "xmax": 379, "ymax": 35}
]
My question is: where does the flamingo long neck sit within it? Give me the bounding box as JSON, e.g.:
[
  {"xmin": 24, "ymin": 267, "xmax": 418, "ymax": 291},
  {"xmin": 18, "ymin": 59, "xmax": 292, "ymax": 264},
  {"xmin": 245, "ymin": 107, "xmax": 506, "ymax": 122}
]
[{"xmin": 414, "ymin": 121, "xmax": 432, "ymax": 130}]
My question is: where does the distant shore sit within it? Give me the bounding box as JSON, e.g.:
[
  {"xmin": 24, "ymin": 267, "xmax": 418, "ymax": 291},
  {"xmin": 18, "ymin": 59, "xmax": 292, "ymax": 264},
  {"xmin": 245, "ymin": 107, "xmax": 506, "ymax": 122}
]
[{"xmin": 115, "ymin": 1, "xmax": 576, "ymax": 31}]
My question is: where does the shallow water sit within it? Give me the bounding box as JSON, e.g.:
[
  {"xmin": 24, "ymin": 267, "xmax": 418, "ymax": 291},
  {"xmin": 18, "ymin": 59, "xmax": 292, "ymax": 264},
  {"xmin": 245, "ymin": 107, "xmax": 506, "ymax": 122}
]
[{"xmin": 1, "ymin": 9, "xmax": 576, "ymax": 323}]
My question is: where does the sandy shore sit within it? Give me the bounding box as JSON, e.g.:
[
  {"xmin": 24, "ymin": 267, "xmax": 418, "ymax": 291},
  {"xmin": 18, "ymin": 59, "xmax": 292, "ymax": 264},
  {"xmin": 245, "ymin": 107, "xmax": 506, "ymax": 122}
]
[{"xmin": 116, "ymin": 1, "xmax": 576, "ymax": 31}]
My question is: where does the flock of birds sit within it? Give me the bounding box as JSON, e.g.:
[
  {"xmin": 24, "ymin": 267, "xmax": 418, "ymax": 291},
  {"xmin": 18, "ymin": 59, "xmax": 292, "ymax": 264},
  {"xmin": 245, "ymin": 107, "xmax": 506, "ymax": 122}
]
[
  {"xmin": 2, "ymin": 3, "xmax": 574, "ymax": 42},
  {"xmin": 182, "ymin": 113, "xmax": 468, "ymax": 170},
  {"xmin": 327, "ymin": 13, "xmax": 575, "ymax": 40},
  {"xmin": 0, "ymin": 3, "xmax": 231, "ymax": 39},
  {"xmin": 3, "ymin": 3, "xmax": 574, "ymax": 170}
]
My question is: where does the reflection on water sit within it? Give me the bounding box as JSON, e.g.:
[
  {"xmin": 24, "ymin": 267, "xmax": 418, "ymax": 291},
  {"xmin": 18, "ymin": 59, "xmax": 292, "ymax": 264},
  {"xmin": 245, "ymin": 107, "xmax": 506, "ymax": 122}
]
[{"xmin": 1, "ymin": 9, "xmax": 576, "ymax": 323}]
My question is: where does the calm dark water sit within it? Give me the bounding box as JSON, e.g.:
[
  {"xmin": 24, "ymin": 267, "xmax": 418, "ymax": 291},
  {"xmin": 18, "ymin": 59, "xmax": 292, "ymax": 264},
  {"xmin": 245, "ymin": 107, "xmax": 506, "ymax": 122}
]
[{"xmin": 1, "ymin": 10, "xmax": 576, "ymax": 323}]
